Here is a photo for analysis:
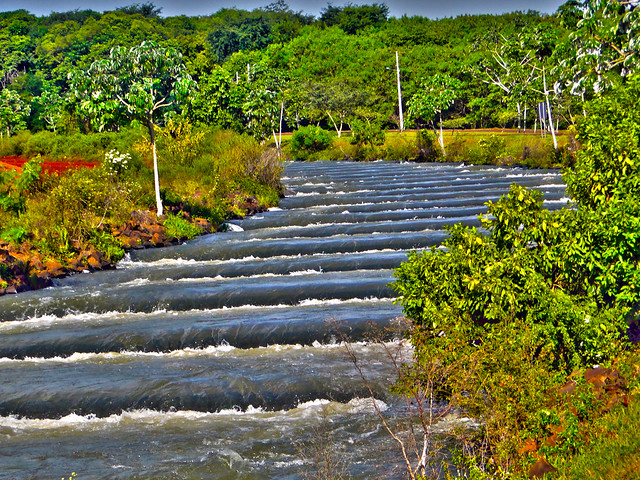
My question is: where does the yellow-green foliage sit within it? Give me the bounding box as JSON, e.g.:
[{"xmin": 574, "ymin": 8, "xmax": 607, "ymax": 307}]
[
  {"xmin": 0, "ymin": 127, "xmax": 282, "ymax": 267},
  {"xmin": 393, "ymin": 79, "xmax": 640, "ymax": 478},
  {"xmin": 163, "ymin": 214, "xmax": 202, "ymax": 240}
]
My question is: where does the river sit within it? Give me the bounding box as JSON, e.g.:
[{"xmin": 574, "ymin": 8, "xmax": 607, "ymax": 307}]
[{"xmin": 0, "ymin": 161, "xmax": 566, "ymax": 479}]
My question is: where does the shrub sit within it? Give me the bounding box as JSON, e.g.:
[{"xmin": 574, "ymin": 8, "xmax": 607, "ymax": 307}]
[
  {"xmin": 163, "ymin": 214, "xmax": 202, "ymax": 240},
  {"xmin": 414, "ymin": 129, "xmax": 442, "ymax": 162},
  {"xmin": 350, "ymin": 119, "xmax": 385, "ymax": 148},
  {"xmin": 393, "ymin": 78, "xmax": 640, "ymax": 476},
  {"xmin": 290, "ymin": 126, "xmax": 332, "ymax": 159},
  {"xmin": 382, "ymin": 134, "xmax": 418, "ymax": 161}
]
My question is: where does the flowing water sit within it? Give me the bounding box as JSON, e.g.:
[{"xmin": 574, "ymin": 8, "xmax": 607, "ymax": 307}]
[{"xmin": 0, "ymin": 161, "xmax": 566, "ymax": 479}]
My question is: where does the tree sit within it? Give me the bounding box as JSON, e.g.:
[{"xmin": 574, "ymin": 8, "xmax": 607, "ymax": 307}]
[
  {"xmin": 241, "ymin": 64, "xmax": 287, "ymax": 147},
  {"xmin": 320, "ymin": 3, "xmax": 389, "ymax": 34},
  {"xmin": 77, "ymin": 41, "xmax": 194, "ymax": 216},
  {"xmin": 35, "ymin": 86, "xmax": 67, "ymax": 132},
  {"xmin": 115, "ymin": 2, "xmax": 163, "ymax": 18},
  {"xmin": 0, "ymin": 88, "xmax": 30, "ymax": 137},
  {"xmin": 476, "ymin": 33, "xmax": 539, "ymax": 132},
  {"xmin": 302, "ymin": 81, "xmax": 370, "ymax": 137},
  {"xmin": 407, "ymin": 74, "xmax": 460, "ymax": 155},
  {"xmin": 562, "ymin": 0, "xmax": 640, "ymax": 95}
]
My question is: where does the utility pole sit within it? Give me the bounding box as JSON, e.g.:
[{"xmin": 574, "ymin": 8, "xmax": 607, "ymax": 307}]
[
  {"xmin": 395, "ymin": 51, "xmax": 404, "ymax": 132},
  {"xmin": 542, "ymin": 67, "xmax": 558, "ymax": 150}
]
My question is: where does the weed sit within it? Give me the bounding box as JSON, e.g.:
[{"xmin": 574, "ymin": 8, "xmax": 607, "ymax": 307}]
[{"xmin": 163, "ymin": 214, "xmax": 202, "ymax": 240}]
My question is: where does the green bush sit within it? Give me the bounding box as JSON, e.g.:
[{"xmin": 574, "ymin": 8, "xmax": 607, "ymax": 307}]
[
  {"xmin": 163, "ymin": 214, "xmax": 202, "ymax": 240},
  {"xmin": 289, "ymin": 126, "xmax": 332, "ymax": 159},
  {"xmin": 466, "ymin": 134, "xmax": 507, "ymax": 164},
  {"xmin": 414, "ymin": 129, "xmax": 442, "ymax": 162},
  {"xmin": 393, "ymin": 76, "xmax": 640, "ymax": 476},
  {"xmin": 0, "ymin": 226, "xmax": 28, "ymax": 243},
  {"xmin": 350, "ymin": 119, "xmax": 385, "ymax": 148},
  {"xmin": 382, "ymin": 134, "xmax": 418, "ymax": 161}
]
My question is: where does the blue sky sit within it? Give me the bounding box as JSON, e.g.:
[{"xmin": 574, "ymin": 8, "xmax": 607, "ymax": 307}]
[{"xmin": 4, "ymin": 0, "xmax": 567, "ymax": 19}]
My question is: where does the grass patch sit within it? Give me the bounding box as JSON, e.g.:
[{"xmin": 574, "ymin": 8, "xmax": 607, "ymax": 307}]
[
  {"xmin": 279, "ymin": 128, "xmax": 573, "ymax": 167},
  {"xmin": 163, "ymin": 214, "xmax": 202, "ymax": 240}
]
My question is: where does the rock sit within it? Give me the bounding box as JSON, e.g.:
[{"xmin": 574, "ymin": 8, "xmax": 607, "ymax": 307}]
[
  {"xmin": 151, "ymin": 232, "xmax": 167, "ymax": 247},
  {"xmin": 67, "ymin": 257, "xmax": 86, "ymax": 273},
  {"xmin": 5, "ymin": 285, "xmax": 17, "ymax": 294},
  {"xmin": 29, "ymin": 273, "xmax": 52, "ymax": 290},
  {"xmin": 43, "ymin": 259, "xmax": 66, "ymax": 278},
  {"xmin": 529, "ymin": 458, "xmax": 557, "ymax": 478},
  {"xmin": 519, "ymin": 438, "xmax": 538, "ymax": 455},
  {"xmin": 584, "ymin": 366, "xmax": 623, "ymax": 390},
  {"xmin": 193, "ymin": 217, "xmax": 213, "ymax": 234},
  {"xmin": 76, "ymin": 250, "xmax": 106, "ymax": 271},
  {"xmin": 118, "ymin": 236, "xmax": 143, "ymax": 249},
  {"xmin": 131, "ymin": 210, "xmax": 158, "ymax": 226},
  {"xmin": 140, "ymin": 223, "xmax": 164, "ymax": 236}
]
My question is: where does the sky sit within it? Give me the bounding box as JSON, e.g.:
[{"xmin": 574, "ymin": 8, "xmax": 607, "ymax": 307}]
[{"xmin": 3, "ymin": 0, "xmax": 567, "ymax": 20}]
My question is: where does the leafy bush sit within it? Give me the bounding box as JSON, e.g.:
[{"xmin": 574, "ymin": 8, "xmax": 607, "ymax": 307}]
[
  {"xmin": 0, "ymin": 226, "xmax": 28, "ymax": 243},
  {"xmin": 103, "ymin": 149, "xmax": 132, "ymax": 176},
  {"xmin": 163, "ymin": 214, "xmax": 202, "ymax": 240},
  {"xmin": 289, "ymin": 126, "xmax": 332, "ymax": 159},
  {"xmin": 414, "ymin": 129, "xmax": 442, "ymax": 162},
  {"xmin": 466, "ymin": 134, "xmax": 507, "ymax": 164},
  {"xmin": 393, "ymin": 76, "xmax": 640, "ymax": 476},
  {"xmin": 350, "ymin": 119, "xmax": 385, "ymax": 148},
  {"xmin": 382, "ymin": 134, "xmax": 418, "ymax": 161}
]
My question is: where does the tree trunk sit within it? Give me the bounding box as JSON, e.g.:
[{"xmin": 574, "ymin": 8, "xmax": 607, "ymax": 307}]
[
  {"xmin": 148, "ymin": 118, "xmax": 163, "ymax": 216},
  {"xmin": 278, "ymin": 100, "xmax": 284, "ymax": 150},
  {"xmin": 439, "ymin": 113, "xmax": 445, "ymax": 156},
  {"xmin": 326, "ymin": 111, "xmax": 341, "ymax": 138},
  {"xmin": 517, "ymin": 102, "xmax": 521, "ymax": 133}
]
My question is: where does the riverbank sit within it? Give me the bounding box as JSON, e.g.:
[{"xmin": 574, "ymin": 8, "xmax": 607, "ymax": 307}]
[
  {"xmin": 281, "ymin": 128, "xmax": 574, "ymax": 168},
  {"xmin": 0, "ymin": 195, "xmax": 268, "ymax": 295},
  {"xmin": 0, "ymin": 128, "xmax": 282, "ymax": 296}
]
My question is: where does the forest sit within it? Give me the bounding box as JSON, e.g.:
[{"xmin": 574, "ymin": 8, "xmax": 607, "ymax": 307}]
[
  {"xmin": 1, "ymin": 0, "xmax": 640, "ymax": 478},
  {"xmin": 0, "ymin": 1, "xmax": 596, "ymax": 139}
]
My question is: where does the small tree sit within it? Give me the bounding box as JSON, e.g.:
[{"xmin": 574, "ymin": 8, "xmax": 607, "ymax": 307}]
[
  {"xmin": 36, "ymin": 87, "xmax": 66, "ymax": 133},
  {"xmin": 408, "ymin": 74, "xmax": 460, "ymax": 155},
  {"xmin": 76, "ymin": 41, "xmax": 194, "ymax": 216},
  {"xmin": 0, "ymin": 88, "xmax": 30, "ymax": 138}
]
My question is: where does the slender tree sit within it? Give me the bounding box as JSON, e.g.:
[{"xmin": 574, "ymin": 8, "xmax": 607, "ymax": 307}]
[
  {"xmin": 75, "ymin": 41, "xmax": 194, "ymax": 216},
  {"xmin": 0, "ymin": 88, "xmax": 30, "ymax": 137},
  {"xmin": 408, "ymin": 74, "xmax": 460, "ymax": 155}
]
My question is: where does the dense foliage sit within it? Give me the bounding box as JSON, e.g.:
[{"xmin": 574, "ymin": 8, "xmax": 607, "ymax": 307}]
[
  {"xmin": 1, "ymin": 1, "xmax": 634, "ymax": 141},
  {"xmin": 0, "ymin": 125, "xmax": 282, "ymax": 266},
  {"xmin": 392, "ymin": 74, "xmax": 640, "ymax": 479}
]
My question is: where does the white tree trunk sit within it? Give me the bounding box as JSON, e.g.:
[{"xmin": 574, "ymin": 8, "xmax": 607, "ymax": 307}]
[
  {"xmin": 326, "ymin": 111, "xmax": 341, "ymax": 138},
  {"xmin": 148, "ymin": 119, "xmax": 163, "ymax": 217},
  {"xmin": 152, "ymin": 140, "xmax": 163, "ymax": 216},
  {"xmin": 439, "ymin": 113, "xmax": 445, "ymax": 156},
  {"xmin": 278, "ymin": 100, "xmax": 284, "ymax": 149}
]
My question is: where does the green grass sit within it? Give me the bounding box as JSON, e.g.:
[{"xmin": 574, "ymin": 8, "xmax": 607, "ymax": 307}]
[
  {"xmin": 554, "ymin": 396, "xmax": 640, "ymax": 479},
  {"xmin": 278, "ymin": 128, "xmax": 572, "ymax": 167}
]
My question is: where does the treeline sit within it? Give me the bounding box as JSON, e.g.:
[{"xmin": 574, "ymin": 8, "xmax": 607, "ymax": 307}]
[{"xmin": 1, "ymin": 1, "xmax": 628, "ymax": 142}]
